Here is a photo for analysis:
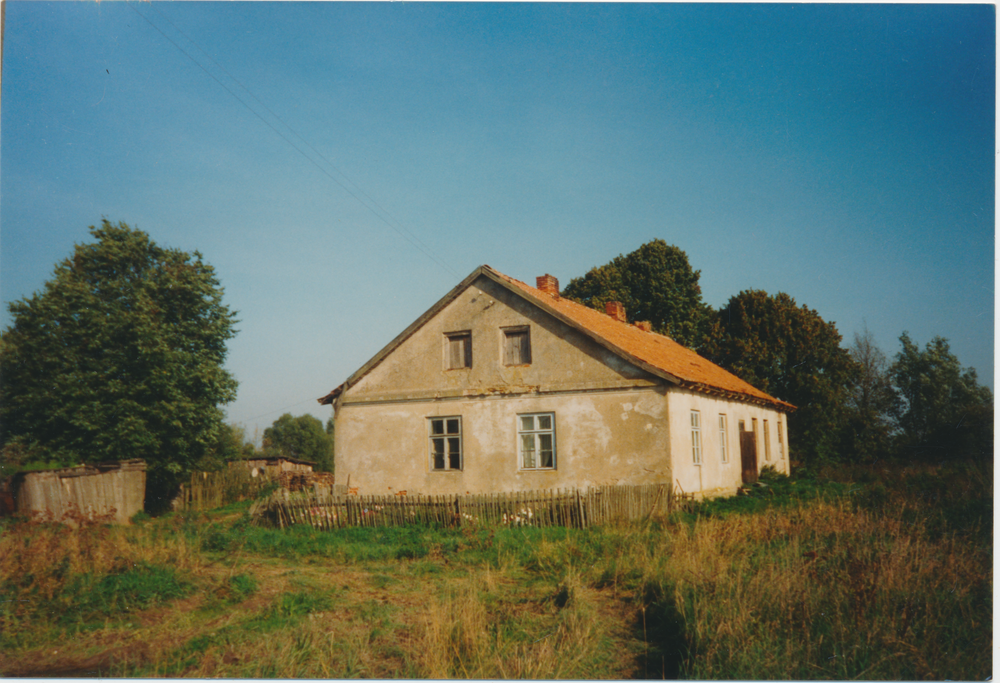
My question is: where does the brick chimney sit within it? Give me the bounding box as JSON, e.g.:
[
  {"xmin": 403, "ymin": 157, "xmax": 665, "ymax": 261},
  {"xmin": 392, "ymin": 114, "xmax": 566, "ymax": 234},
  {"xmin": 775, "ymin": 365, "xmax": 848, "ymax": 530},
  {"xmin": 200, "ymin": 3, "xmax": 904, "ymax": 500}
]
[
  {"xmin": 536, "ymin": 274, "xmax": 559, "ymax": 296},
  {"xmin": 635, "ymin": 321, "xmax": 652, "ymax": 332},
  {"xmin": 605, "ymin": 301, "xmax": 627, "ymax": 322}
]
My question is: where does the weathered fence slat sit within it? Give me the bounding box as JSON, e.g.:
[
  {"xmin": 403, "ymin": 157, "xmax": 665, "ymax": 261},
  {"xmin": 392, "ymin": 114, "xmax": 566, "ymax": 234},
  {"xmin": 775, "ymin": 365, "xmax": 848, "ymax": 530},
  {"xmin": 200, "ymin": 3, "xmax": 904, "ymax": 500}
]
[{"xmin": 252, "ymin": 482, "xmax": 690, "ymax": 531}]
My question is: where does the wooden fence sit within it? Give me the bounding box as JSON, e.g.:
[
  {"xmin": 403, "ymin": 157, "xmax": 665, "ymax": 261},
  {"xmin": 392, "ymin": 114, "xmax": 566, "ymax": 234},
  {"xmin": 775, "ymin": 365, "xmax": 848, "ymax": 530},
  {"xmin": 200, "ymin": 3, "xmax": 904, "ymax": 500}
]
[
  {"xmin": 250, "ymin": 483, "xmax": 692, "ymax": 530},
  {"xmin": 14, "ymin": 459, "xmax": 146, "ymax": 525},
  {"xmin": 174, "ymin": 466, "xmax": 277, "ymax": 512}
]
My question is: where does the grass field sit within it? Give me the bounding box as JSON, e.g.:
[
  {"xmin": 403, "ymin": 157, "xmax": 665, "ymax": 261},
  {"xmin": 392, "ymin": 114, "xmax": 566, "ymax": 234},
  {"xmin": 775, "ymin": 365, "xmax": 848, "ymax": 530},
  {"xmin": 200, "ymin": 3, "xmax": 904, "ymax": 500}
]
[{"xmin": 0, "ymin": 461, "xmax": 992, "ymax": 679}]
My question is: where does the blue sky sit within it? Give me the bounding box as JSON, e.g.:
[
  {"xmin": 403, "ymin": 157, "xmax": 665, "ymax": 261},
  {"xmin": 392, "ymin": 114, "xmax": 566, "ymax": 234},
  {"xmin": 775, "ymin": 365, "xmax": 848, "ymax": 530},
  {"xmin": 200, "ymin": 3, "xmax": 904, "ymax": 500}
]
[{"xmin": 2, "ymin": 2, "xmax": 994, "ymax": 439}]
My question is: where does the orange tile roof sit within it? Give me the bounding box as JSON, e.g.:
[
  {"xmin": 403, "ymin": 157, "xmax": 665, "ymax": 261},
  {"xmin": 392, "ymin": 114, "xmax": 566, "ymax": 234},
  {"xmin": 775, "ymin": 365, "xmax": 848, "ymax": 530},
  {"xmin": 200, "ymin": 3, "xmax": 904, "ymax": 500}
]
[{"xmin": 488, "ymin": 266, "xmax": 794, "ymax": 411}]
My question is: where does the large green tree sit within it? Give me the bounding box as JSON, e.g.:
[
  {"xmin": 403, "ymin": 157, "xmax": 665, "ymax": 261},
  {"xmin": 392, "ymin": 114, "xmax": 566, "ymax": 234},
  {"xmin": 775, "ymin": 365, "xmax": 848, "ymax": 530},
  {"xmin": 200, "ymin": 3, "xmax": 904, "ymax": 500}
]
[
  {"xmin": 263, "ymin": 413, "xmax": 333, "ymax": 473},
  {"xmin": 0, "ymin": 220, "xmax": 238, "ymax": 508},
  {"xmin": 561, "ymin": 239, "xmax": 713, "ymax": 349},
  {"xmin": 889, "ymin": 333, "xmax": 992, "ymax": 463},
  {"xmin": 702, "ymin": 290, "xmax": 856, "ymax": 463}
]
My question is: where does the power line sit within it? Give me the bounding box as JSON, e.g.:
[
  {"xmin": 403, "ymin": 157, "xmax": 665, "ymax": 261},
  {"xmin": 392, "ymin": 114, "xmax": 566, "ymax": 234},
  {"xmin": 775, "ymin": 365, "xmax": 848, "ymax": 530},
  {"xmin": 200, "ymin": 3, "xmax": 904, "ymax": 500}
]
[
  {"xmin": 236, "ymin": 399, "xmax": 321, "ymax": 426},
  {"xmin": 125, "ymin": 0, "xmax": 461, "ymax": 280}
]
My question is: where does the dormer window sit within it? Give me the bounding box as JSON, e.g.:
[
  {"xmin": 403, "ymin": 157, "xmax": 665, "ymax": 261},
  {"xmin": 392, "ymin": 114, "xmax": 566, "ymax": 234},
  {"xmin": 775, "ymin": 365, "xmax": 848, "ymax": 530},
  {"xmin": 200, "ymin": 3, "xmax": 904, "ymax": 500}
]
[
  {"xmin": 445, "ymin": 331, "xmax": 472, "ymax": 369},
  {"xmin": 503, "ymin": 327, "xmax": 531, "ymax": 366}
]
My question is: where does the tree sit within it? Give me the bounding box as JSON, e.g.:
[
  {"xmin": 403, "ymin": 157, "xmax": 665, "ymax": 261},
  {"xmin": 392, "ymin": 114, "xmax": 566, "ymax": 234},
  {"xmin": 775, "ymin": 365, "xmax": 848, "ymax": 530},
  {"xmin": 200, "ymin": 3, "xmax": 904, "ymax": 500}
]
[
  {"xmin": 702, "ymin": 290, "xmax": 856, "ymax": 463},
  {"xmin": 889, "ymin": 333, "xmax": 992, "ymax": 463},
  {"xmin": 561, "ymin": 239, "xmax": 713, "ymax": 349},
  {"xmin": 263, "ymin": 413, "xmax": 333, "ymax": 473},
  {"xmin": 0, "ymin": 220, "xmax": 238, "ymax": 509},
  {"xmin": 840, "ymin": 325, "xmax": 897, "ymax": 462}
]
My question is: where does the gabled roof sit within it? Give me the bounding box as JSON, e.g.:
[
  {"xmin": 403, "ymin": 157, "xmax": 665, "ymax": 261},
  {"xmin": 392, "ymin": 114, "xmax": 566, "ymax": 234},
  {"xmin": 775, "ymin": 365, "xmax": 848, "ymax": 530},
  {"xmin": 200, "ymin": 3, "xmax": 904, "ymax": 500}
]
[{"xmin": 319, "ymin": 265, "xmax": 794, "ymax": 411}]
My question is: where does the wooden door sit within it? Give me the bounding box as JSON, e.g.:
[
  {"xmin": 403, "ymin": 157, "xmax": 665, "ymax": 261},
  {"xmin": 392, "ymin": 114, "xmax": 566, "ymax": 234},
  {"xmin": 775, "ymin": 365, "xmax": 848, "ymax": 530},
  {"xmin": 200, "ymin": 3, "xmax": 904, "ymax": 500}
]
[{"xmin": 740, "ymin": 431, "xmax": 758, "ymax": 484}]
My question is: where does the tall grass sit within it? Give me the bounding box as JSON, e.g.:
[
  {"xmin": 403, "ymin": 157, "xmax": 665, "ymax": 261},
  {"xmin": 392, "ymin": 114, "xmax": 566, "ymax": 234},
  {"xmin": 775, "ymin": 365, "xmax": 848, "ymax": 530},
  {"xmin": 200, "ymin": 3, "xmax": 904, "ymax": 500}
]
[{"xmin": 1, "ymin": 461, "xmax": 991, "ymax": 679}]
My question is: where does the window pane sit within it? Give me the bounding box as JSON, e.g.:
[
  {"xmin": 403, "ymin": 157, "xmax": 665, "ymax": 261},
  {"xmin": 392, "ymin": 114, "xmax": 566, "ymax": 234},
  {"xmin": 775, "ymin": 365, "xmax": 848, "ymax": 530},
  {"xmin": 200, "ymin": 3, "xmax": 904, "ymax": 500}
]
[
  {"xmin": 539, "ymin": 434, "xmax": 553, "ymax": 467},
  {"xmin": 520, "ymin": 416, "xmax": 534, "ymax": 431},
  {"xmin": 521, "ymin": 434, "xmax": 536, "ymax": 468},
  {"xmin": 448, "ymin": 437, "xmax": 461, "ymax": 469},
  {"xmin": 537, "ymin": 415, "xmax": 551, "ymax": 430},
  {"xmin": 432, "ymin": 439, "xmax": 445, "ymax": 469},
  {"xmin": 431, "ymin": 419, "xmax": 444, "ymax": 435},
  {"xmin": 446, "ymin": 418, "xmax": 460, "ymax": 435}
]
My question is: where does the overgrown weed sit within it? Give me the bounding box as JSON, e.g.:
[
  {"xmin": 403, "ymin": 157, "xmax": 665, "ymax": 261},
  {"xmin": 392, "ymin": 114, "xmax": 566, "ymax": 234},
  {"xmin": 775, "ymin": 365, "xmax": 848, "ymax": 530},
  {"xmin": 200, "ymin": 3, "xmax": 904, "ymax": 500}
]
[{"xmin": 1, "ymin": 460, "xmax": 990, "ymax": 679}]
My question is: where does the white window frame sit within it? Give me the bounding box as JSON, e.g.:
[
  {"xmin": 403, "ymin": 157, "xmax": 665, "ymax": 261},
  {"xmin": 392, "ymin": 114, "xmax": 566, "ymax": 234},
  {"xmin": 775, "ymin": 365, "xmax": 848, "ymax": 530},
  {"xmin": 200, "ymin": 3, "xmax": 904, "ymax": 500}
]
[
  {"xmin": 691, "ymin": 410, "xmax": 702, "ymax": 465},
  {"xmin": 763, "ymin": 419, "xmax": 771, "ymax": 461},
  {"xmin": 718, "ymin": 414, "xmax": 729, "ymax": 463},
  {"xmin": 428, "ymin": 416, "xmax": 462, "ymax": 471},
  {"xmin": 518, "ymin": 412, "xmax": 555, "ymax": 470},
  {"xmin": 777, "ymin": 419, "xmax": 785, "ymax": 460}
]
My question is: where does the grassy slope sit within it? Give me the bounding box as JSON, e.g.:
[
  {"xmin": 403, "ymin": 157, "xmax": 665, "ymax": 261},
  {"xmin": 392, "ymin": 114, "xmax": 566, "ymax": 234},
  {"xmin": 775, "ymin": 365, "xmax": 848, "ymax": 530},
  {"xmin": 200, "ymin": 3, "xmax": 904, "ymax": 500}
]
[{"xmin": 0, "ymin": 461, "xmax": 992, "ymax": 679}]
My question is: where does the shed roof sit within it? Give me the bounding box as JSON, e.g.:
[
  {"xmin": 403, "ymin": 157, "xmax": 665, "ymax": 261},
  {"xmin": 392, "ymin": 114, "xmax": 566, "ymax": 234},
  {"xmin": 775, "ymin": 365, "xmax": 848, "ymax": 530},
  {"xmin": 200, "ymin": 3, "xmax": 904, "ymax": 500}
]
[{"xmin": 319, "ymin": 265, "xmax": 794, "ymax": 411}]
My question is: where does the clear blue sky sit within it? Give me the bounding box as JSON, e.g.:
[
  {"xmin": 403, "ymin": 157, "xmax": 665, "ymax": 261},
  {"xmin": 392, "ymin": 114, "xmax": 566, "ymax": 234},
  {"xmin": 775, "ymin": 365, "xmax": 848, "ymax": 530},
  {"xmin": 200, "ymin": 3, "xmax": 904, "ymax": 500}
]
[{"xmin": 2, "ymin": 2, "xmax": 994, "ymax": 440}]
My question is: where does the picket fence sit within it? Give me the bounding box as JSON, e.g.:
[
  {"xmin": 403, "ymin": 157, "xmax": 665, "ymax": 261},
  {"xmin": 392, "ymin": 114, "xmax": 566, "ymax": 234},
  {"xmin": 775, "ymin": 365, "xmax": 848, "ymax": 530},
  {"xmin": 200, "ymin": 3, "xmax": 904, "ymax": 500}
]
[{"xmin": 250, "ymin": 483, "xmax": 691, "ymax": 530}]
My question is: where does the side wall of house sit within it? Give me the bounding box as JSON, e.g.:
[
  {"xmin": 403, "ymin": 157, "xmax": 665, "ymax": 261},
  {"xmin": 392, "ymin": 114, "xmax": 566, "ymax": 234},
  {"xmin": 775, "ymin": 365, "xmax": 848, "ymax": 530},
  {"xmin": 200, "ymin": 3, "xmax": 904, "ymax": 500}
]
[
  {"xmin": 334, "ymin": 386, "xmax": 671, "ymax": 495},
  {"xmin": 667, "ymin": 388, "xmax": 790, "ymax": 497}
]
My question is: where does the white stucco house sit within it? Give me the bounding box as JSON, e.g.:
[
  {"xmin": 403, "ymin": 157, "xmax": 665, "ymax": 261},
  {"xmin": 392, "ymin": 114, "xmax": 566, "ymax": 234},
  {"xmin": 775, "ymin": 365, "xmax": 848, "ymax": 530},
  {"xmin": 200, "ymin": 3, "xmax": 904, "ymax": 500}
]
[{"xmin": 319, "ymin": 265, "xmax": 793, "ymax": 498}]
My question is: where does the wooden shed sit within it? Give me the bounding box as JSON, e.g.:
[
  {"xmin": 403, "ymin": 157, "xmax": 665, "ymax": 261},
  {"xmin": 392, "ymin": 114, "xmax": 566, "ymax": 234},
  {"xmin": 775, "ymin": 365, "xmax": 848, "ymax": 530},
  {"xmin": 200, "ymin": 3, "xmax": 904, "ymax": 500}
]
[
  {"xmin": 13, "ymin": 459, "xmax": 147, "ymax": 524},
  {"xmin": 230, "ymin": 456, "xmax": 314, "ymax": 477}
]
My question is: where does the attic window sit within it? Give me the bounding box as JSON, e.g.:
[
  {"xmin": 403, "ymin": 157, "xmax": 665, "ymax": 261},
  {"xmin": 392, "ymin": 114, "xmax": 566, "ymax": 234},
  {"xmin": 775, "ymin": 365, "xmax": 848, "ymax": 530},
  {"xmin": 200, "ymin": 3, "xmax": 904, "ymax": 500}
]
[
  {"xmin": 503, "ymin": 327, "xmax": 531, "ymax": 366},
  {"xmin": 446, "ymin": 332, "xmax": 472, "ymax": 369}
]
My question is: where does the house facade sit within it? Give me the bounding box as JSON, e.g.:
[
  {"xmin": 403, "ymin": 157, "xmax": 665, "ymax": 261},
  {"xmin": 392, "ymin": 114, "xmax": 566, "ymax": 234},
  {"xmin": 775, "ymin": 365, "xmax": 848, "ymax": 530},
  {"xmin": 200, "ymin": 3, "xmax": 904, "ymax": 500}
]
[{"xmin": 320, "ymin": 266, "xmax": 793, "ymax": 498}]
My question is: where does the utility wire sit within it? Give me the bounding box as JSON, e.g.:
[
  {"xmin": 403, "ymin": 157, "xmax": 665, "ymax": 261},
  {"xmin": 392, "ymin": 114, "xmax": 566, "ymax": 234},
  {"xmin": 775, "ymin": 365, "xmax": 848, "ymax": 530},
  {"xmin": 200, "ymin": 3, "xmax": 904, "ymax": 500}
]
[
  {"xmin": 126, "ymin": 0, "xmax": 461, "ymax": 280},
  {"xmin": 238, "ymin": 399, "xmax": 321, "ymax": 425},
  {"xmin": 143, "ymin": 2, "xmax": 428, "ymax": 260}
]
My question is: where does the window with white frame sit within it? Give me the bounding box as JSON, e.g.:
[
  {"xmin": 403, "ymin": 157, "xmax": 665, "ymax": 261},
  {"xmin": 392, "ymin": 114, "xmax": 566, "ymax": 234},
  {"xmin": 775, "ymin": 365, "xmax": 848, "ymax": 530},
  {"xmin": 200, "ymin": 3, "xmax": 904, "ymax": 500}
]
[
  {"xmin": 503, "ymin": 327, "xmax": 531, "ymax": 366},
  {"xmin": 718, "ymin": 414, "xmax": 729, "ymax": 463},
  {"xmin": 691, "ymin": 410, "xmax": 702, "ymax": 464},
  {"xmin": 518, "ymin": 413, "xmax": 554, "ymax": 469},
  {"xmin": 777, "ymin": 420, "xmax": 785, "ymax": 459},
  {"xmin": 445, "ymin": 332, "xmax": 472, "ymax": 369},
  {"xmin": 763, "ymin": 419, "xmax": 771, "ymax": 460},
  {"xmin": 428, "ymin": 417, "xmax": 462, "ymax": 471}
]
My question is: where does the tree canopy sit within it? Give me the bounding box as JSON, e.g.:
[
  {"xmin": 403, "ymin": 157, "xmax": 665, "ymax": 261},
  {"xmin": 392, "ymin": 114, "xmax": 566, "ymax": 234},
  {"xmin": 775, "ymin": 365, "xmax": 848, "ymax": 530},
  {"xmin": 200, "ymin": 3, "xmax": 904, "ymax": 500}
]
[
  {"xmin": 561, "ymin": 239, "xmax": 713, "ymax": 349},
  {"xmin": 0, "ymin": 220, "xmax": 238, "ymax": 507},
  {"xmin": 263, "ymin": 413, "xmax": 334, "ymax": 473},
  {"xmin": 889, "ymin": 333, "xmax": 992, "ymax": 463},
  {"xmin": 702, "ymin": 290, "xmax": 856, "ymax": 463}
]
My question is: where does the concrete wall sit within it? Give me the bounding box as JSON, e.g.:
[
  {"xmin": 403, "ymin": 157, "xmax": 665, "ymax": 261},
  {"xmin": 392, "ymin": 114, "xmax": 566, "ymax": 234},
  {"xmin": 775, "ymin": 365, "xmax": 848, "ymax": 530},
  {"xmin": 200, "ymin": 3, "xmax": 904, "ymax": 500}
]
[
  {"xmin": 336, "ymin": 386, "xmax": 671, "ymax": 495},
  {"xmin": 346, "ymin": 276, "xmax": 656, "ymax": 403},
  {"xmin": 668, "ymin": 389, "xmax": 790, "ymax": 497}
]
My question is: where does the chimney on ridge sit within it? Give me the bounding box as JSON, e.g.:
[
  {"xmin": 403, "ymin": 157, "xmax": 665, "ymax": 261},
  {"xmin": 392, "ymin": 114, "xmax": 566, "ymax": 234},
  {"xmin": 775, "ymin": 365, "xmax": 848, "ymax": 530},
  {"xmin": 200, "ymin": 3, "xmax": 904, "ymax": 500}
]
[
  {"xmin": 605, "ymin": 301, "xmax": 627, "ymax": 323},
  {"xmin": 536, "ymin": 274, "xmax": 559, "ymax": 296},
  {"xmin": 635, "ymin": 321, "xmax": 653, "ymax": 332}
]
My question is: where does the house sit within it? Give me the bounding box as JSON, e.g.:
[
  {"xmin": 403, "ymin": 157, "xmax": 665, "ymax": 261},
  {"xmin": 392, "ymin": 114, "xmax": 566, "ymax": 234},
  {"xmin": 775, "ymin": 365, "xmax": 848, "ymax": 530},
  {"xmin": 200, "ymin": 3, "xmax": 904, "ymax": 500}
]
[{"xmin": 319, "ymin": 266, "xmax": 793, "ymax": 498}]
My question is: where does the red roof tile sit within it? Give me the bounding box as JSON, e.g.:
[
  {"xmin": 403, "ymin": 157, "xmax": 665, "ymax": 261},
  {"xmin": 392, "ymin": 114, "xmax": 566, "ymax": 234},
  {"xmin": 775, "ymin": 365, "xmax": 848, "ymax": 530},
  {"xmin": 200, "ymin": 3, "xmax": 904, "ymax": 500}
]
[{"xmin": 489, "ymin": 267, "xmax": 794, "ymax": 411}]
